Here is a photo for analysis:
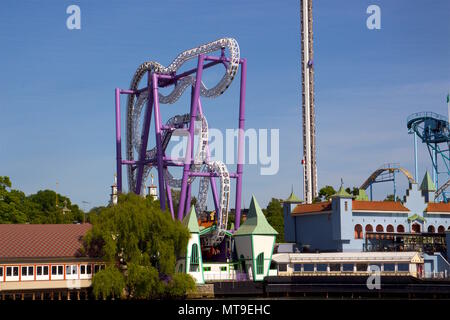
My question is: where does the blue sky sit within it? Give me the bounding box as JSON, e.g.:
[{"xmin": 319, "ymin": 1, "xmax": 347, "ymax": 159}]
[{"xmin": 0, "ymin": 0, "xmax": 449, "ymax": 210}]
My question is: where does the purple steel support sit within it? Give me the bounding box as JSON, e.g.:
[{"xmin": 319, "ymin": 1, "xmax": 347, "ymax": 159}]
[
  {"xmin": 152, "ymin": 73, "xmax": 166, "ymax": 210},
  {"xmin": 164, "ymin": 168, "xmax": 175, "ymax": 219},
  {"xmin": 115, "ymin": 88, "xmax": 123, "ymax": 192},
  {"xmin": 186, "ymin": 184, "xmax": 192, "ymax": 216},
  {"xmin": 234, "ymin": 59, "xmax": 247, "ymax": 230},
  {"xmin": 177, "ymin": 55, "xmax": 205, "ymax": 220},
  {"xmin": 135, "ymin": 73, "xmax": 154, "ymax": 194}
]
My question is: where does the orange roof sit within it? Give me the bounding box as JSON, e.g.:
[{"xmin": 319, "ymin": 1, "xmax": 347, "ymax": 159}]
[
  {"xmin": 425, "ymin": 202, "xmax": 450, "ymax": 213},
  {"xmin": 291, "ymin": 200, "xmax": 410, "ymax": 215},
  {"xmin": 352, "ymin": 200, "xmax": 409, "ymax": 212},
  {"xmin": 292, "ymin": 202, "xmax": 332, "ymax": 215}
]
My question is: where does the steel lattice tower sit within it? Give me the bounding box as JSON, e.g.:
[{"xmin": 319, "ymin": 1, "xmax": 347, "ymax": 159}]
[{"xmin": 300, "ymin": 0, "xmax": 317, "ymax": 203}]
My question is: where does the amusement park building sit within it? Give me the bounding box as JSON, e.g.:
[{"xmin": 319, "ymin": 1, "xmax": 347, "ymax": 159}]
[
  {"xmin": 0, "ymin": 224, "xmax": 104, "ymax": 299},
  {"xmin": 284, "ymin": 172, "xmax": 450, "ymax": 276}
]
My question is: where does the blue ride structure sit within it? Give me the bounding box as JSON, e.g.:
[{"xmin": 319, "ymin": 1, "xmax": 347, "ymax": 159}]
[{"xmin": 407, "ymin": 111, "xmax": 450, "ymax": 202}]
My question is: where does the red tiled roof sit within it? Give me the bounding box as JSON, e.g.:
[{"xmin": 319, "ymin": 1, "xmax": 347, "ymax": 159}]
[
  {"xmin": 292, "ymin": 202, "xmax": 332, "ymax": 215},
  {"xmin": 352, "ymin": 200, "xmax": 409, "ymax": 212},
  {"xmin": 0, "ymin": 224, "xmax": 91, "ymax": 260},
  {"xmin": 291, "ymin": 200, "xmax": 410, "ymax": 215},
  {"xmin": 425, "ymin": 202, "xmax": 450, "ymax": 213}
]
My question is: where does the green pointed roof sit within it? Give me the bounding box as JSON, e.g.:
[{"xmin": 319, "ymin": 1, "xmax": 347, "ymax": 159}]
[
  {"xmin": 285, "ymin": 191, "xmax": 302, "ymax": 203},
  {"xmin": 355, "ymin": 189, "xmax": 369, "ymax": 201},
  {"xmin": 182, "ymin": 205, "xmax": 200, "ymax": 233},
  {"xmin": 332, "ymin": 186, "xmax": 353, "ymax": 198},
  {"xmin": 234, "ymin": 195, "xmax": 278, "ymax": 236},
  {"xmin": 407, "ymin": 213, "xmax": 426, "ymax": 223},
  {"xmin": 420, "ymin": 171, "xmax": 436, "ymax": 192}
]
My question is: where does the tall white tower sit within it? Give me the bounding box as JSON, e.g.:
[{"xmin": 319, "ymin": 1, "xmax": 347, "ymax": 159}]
[{"xmin": 300, "ymin": 0, "xmax": 318, "ymax": 203}]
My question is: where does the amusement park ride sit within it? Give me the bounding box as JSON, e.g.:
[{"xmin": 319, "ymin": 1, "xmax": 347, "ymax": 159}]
[
  {"xmin": 408, "ymin": 111, "xmax": 450, "ymax": 202},
  {"xmin": 114, "ymin": 38, "xmax": 246, "ymax": 247}
]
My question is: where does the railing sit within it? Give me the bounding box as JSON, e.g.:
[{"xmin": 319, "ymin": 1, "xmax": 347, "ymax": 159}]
[
  {"xmin": 407, "ymin": 111, "xmax": 448, "ymax": 124},
  {"xmin": 204, "ymin": 271, "xmax": 248, "ymax": 282}
]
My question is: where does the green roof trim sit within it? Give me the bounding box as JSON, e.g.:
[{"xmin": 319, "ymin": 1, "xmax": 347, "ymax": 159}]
[
  {"xmin": 285, "ymin": 191, "xmax": 302, "ymax": 203},
  {"xmin": 234, "ymin": 195, "xmax": 278, "ymax": 236},
  {"xmin": 332, "ymin": 186, "xmax": 353, "ymax": 198},
  {"xmin": 355, "ymin": 189, "xmax": 369, "ymax": 201},
  {"xmin": 182, "ymin": 205, "xmax": 200, "ymax": 233},
  {"xmin": 199, "ymin": 224, "xmax": 233, "ymax": 237},
  {"xmin": 407, "ymin": 214, "xmax": 426, "ymax": 223},
  {"xmin": 420, "ymin": 171, "xmax": 436, "ymax": 192}
]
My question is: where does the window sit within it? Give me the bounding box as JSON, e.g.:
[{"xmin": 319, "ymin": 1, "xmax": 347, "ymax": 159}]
[
  {"xmin": 315, "ymin": 264, "xmax": 326, "ymax": 272},
  {"xmin": 87, "ymin": 265, "xmax": 92, "ymax": 274},
  {"xmin": 303, "ymin": 264, "xmax": 314, "ymax": 272},
  {"xmin": 365, "ymin": 224, "xmax": 373, "ymax": 232},
  {"xmin": 412, "ymin": 224, "xmax": 421, "ymax": 233},
  {"xmin": 22, "ymin": 266, "xmax": 33, "ymax": 276},
  {"xmin": 220, "ymin": 266, "xmax": 227, "ymax": 272},
  {"xmin": 438, "ymin": 225, "xmax": 445, "ymax": 233},
  {"xmin": 94, "ymin": 265, "xmax": 100, "ymax": 274},
  {"xmin": 356, "ymin": 264, "xmax": 368, "ymax": 272},
  {"xmin": 203, "ymin": 266, "xmax": 211, "ymax": 272},
  {"xmin": 427, "ymin": 225, "xmax": 435, "ymax": 233},
  {"xmin": 190, "ymin": 244, "xmax": 199, "ymax": 265},
  {"xmin": 344, "ymin": 201, "xmax": 348, "ymax": 211},
  {"xmin": 398, "ymin": 264, "xmax": 409, "ymax": 272},
  {"xmin": 51, "ymin": 265, "xmax": 63, "ymax": 275},
  {"xmin": 37, "ymin": 266, "xmax": 49, "ymax": 276},
  {"xmin": 387, "ymin": 225, "xmax": 394, "ymax": 233},
  {"xmin": 384, "ymin": 264, "xmax": 395, "ymax": 272},
  {"xmin": 294, "ymin": 264, "xmax": 302, "ymax": 272},
  {"xmin": 256, "ymin": 253, "xmax": 264, "ymax": 275},
  {"xmin": 278, "ymin": 264, "xmax": 287, "ymax": 272},
  {"xmin": 66, "ymin": 265, "xmax": 77, "ymax": 275},
  {"xmin": 397, "ymin": 225, "xmax": 405, "ymax": 233},
  {"xmin": 6, "ymin": 266, "xmax": 19, "ymax": 277},
  {"xmin": 0, "ymin": 267, "xmax": 3, "ymax": 277},
  {"xmin": 343, "ymin": 264, "xmax": 354, "ymax": 272},
  {"xmin": 354, "ymin": 224, "xmax": 363, "ymax": 239},
  {"xmin": 81, "ymin": 265, "xmax": 86, "ymax": 274},
  {"xmin": 376, "ymin": 224, "xmax": 384, "ymax": 232},
  {"xmin": 330, "ymin": 264, "xmax": 340, "ymax": 272}
]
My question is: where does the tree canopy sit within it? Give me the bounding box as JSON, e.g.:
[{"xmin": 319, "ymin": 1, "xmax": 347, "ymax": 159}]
[
  {"xmin": 263, "ymin": 198, "xmax": 284, "ymax": 242},
  {"xmin": 84, "ymin": 193, "xmax": 195, "ymax": 299},
  {"xmin": 0, "ymin": 176, "xmax": 84, "ymax": 224}
]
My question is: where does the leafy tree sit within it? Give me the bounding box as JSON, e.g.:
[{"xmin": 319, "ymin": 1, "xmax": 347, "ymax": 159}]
[
  {"xmin": 165, "ymin": 273, "xmax": 196, "ymax": 299},
  {"xmin": 345, "ymin": 187, "xmax": 360, "ymax": 196},
  {"xmin": 384, "ymin": 194, "xmax": 402, "ymax": 202},
  {"xmin": 92, "ymin": 266, "xmax": 126, "ymax": 300},
  {"xmin": 85, "ymin": 193, "xmax": 195, "ymax": 299},
  {"xmin": 317, "ymin": 185, "xmax": 336, "ymax": 201},
  {"xmin": 263, "ymin": 198, "xmax": 284, "ymax": 242}
]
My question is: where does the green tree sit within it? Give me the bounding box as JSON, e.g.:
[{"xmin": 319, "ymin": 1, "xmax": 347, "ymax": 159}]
[
  {"xmin": 85, "ymin": 193, "xmax": 195, "ymax": 299},
  {"xmin": 384, "ymin": 194, "xmax": 402, "ymax": 202},
  {"xmin": 318, "ymin": 185, "xmax": 336, "ymax": 201},
  {"xmin": 263, "ymin": 198, "xmax": 284, "ymax": 242},
  {"xmin": 92, "ymin": 266, "xmax": 126, "ymax": 300}
]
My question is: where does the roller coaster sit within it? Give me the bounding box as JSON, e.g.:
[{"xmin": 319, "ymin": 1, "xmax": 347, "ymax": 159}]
[
  {"xmin": 407, "ymin": 111, "xmax": 450, "ymax": 202},
  {"xmin": 114, "ymin": 38, "xmax": 247, "ymax": 247},
  {"xmin": 360, "ymin": 163, "xmax": 415, "ymax": 201}
]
